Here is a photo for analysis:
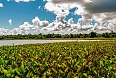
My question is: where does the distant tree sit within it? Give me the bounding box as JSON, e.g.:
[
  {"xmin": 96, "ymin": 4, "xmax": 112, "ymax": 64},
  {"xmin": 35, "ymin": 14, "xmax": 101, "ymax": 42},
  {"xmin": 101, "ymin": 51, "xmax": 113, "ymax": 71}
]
[
  {"xmin": 102, "ymin": 32, "xmax": 110, "ymax": 38},
  {"xmin": 90, "ymin": 32, "xmax": 97, "ymax": 38},
  {"xmin": 97, "ymin": 34, "xmax": 102, "ymax": 38},
  {"xmin": 0, "ymin": 31, "xmax": 116, "ymax": 40}
]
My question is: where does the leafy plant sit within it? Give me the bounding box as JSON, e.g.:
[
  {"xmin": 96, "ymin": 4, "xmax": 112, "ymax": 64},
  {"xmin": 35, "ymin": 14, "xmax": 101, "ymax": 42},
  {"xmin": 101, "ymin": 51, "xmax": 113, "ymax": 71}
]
[{"xmin": 0, "ymin": 41, "xmax": 116, "ymax": 77}]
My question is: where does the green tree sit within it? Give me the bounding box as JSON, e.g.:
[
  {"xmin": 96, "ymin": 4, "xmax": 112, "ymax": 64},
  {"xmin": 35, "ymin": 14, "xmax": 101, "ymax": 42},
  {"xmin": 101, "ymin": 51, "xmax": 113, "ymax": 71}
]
[{"xmin": 90, "ymin": 32, "xmax": 97, "ymax": 38}]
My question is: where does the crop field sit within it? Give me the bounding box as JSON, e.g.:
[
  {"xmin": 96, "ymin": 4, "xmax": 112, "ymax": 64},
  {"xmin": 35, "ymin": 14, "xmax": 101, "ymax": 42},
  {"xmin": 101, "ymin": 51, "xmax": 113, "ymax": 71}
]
[{"xmin": 0, "ymin": 41, "xmax": 116, "ymax": 78}]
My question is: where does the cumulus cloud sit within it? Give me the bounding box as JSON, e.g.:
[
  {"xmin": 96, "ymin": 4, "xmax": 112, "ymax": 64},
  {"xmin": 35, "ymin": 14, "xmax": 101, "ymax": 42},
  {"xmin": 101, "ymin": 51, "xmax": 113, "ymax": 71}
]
[
  {"xmin": 49, "ymin": 0, "xmax": 116, "ymax": 21},
  {"xmin": 44, "ymin": 2, "xmax": 70, "ymax": 16},
  {"xmin": 0, "ymin": 0, "xmax": 116, "ymax": 35},
  {"xmin": 0, "ymin": 3, "xmax": 3, "ymax": 7},
  {"xmin": 32, "ymin": 17, "xmax": 49, "ymax": 27},
  {"xmin": 8, "ymin": 19, "xmax": 12, "ymax": 25},
  {"xmin": 0, "ymin": 17, "xmax": 112, "ymax": 35},
  {"xmin": 1, "ymin": 17, "xmax": 49, "ymax": 35},
  {"xmin": 0, "ymin": 28, "xmax": 9, "ymax": 35},
  {"xmin": 43, "ymin": 0, "xmax": 116, "ymax": 33},
  {"xmin": 32, "ymin": 17, "xmax": 41, "ymax": 26},
  {"xmin": 19, "ymin": 22, "xmax": 33, "ymax": 30}
]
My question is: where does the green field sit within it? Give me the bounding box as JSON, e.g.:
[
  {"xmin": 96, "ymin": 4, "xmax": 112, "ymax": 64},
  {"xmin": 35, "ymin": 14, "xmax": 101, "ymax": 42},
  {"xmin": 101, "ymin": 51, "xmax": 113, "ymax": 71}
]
[{"xmin": 0, "ymin": 41, "xmax": 116, "ymax": 78}]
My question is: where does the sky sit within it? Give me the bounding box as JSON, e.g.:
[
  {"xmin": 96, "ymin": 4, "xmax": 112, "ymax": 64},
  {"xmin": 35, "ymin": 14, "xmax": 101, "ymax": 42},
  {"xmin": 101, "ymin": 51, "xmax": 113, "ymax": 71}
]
[{"xmin": 0, "ymin": 0, "xmax": 116, "ymax": 35}]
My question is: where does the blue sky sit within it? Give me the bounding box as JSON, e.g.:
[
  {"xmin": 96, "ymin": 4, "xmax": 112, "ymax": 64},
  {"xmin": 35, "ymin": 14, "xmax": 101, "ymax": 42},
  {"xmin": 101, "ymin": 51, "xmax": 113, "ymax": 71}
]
[
  {"xmin": 0, "ymin": 0, "xmax": 116, "ymax": 35},
  {"xmin": 0, "ymin": 0, "xmax": 53, "ymax": 29},
  {"xmin": 0, "ymin": 0, "xmax": 81, "ymax": 29}
]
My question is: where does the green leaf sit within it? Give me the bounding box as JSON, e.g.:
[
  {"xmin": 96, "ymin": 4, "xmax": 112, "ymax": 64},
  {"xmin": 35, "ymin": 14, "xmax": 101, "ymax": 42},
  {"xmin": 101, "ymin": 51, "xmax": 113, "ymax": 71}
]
[
  {"xmin": 85, "ymin": 51, "xmax": 88, "ymax": 56},
  {"xmin": 77, "ymin": 66, "xmax": 82, "ymax": 72},
  {"xmin": 42, "ymin": 72, "xmax": 46, "ymax": 78},
  {"xmin": 26, "ymin": 72, "xmax": 33, "ymax": 77},
  {"xmin": 9, "ymin": 66, "xmax": 14, "ymax": 75},
  {"xmin": 20, "ymin": 64, "xmax": 25, "ymax": 73},
  {"xmin": 108, "ymin": 66, "xmax": 112, "ymax": 71},
  {"xmin": 83, "ymin": 73, "xmax": 88, "ymax": 78},
  {"xmin": 52, "ymin": 68, "xmax": 57, "ymax": 74},
  {"xmin": 3, "ymin": 69, "xmax": 8, "ymax": 75},
  {"xmin": 0, "ymin": 58, "xmax": 4, "ymax": 65},
  {"xmin": 113, "ymin": 72, "xmax": 116, "ymax": 78},
  {"xmin": 15, "ymin": 68, "xmax": 20, "ymax": 75},
  {"xmin": 67, "ymin": 72, "xmax": 72, "ymax": 78},
  {"xmin": 100, "ymin": 61, "xmax": 104, "ymax": 67},
  {"xmin": 92, "ymin": 69, "xmax": 98, "ymax": 77}
]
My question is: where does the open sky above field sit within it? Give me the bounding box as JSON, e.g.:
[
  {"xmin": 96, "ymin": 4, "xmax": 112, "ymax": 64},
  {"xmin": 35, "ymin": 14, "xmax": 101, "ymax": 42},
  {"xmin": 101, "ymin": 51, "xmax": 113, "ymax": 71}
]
[{"xmin": 0, "ymin": 0, "xmax": 116, "ymax": 35}]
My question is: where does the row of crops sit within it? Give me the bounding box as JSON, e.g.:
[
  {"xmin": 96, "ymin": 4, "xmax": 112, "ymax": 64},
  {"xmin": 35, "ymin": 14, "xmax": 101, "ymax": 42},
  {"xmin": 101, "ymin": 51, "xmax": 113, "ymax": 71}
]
[{"xmin": 0, "ymin": 41, "xmax": 116, "ymax": 78}]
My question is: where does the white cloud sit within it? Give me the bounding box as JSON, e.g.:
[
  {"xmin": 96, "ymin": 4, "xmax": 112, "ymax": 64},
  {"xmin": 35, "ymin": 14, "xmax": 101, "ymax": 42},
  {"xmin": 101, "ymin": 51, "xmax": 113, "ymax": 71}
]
[
  {"xmin": 8, "ymin": 19, "xmax": 12, "ymax": 25},
  {"xmin": 38, "ymin": 6, "xmax": 41, "ymax": 9},
  {"xmin": 0, "ymin": 3, "xmax": 3, "ymax": 7},
  {"xmin": 41, "ymin": 20, "xmax": 49, "ymax": 27},
  {"xmin": 43, "ymin": 0, "xmax": 116, "ymax": 33},
  {"xmin": 32, "ymin": 17, "xmax": 49, "ymax": 27},
  {"xmin": 19, "ymin": 22, "xmax": 33, "ymax": 30},
  {"xmin": 44, "ymin": 2, "xmax": 70, "ymax": 17},
  {"xmin": 32, "ymin": 17, "xmax": 41, "ymax": 26},
  {"xmin": 74, "ymin": 5, "xmax": 85, "ymax": 15},
  {"xmin": 68, "ymin": 18, "xmax": 74, "ymax": 25},
  {"xmin": 85, "ymin": 0, "xmax": 92, "ymax": 3},
  {"xmin": 0, "ymin": 28, "xmax": 9, "ymax": 35},
  {"xmin": 0, "ymin": 17, "xmax": 113, "ymax": 35},
  {"xmin": 1, "ymin": 0, "xmax": 116, "ymax": 35}
]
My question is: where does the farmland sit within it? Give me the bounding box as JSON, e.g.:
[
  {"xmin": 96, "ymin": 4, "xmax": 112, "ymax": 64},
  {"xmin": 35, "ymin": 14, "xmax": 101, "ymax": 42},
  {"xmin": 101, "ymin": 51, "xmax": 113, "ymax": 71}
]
[{"xmin": 0, "ymin": 41, "xmax": 116, "ymax": 78}]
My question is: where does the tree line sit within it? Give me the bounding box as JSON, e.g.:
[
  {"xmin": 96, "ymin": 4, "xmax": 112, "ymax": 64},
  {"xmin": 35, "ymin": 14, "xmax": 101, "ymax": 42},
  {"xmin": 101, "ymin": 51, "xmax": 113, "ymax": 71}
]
[{"xmin": 0, "ymin": 31, "xmax": 116, "ymax": 40}]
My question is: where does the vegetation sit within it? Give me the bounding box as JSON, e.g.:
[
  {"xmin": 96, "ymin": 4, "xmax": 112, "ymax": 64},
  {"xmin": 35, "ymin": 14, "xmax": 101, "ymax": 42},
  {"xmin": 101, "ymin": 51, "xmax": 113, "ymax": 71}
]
[
  {"xmin": 0, "ymin": 41, "xmax": 116, "ymax": 77},
  {"xmin": 0, "ymin": 31, "xmax": 116, "ymax": 40}
]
